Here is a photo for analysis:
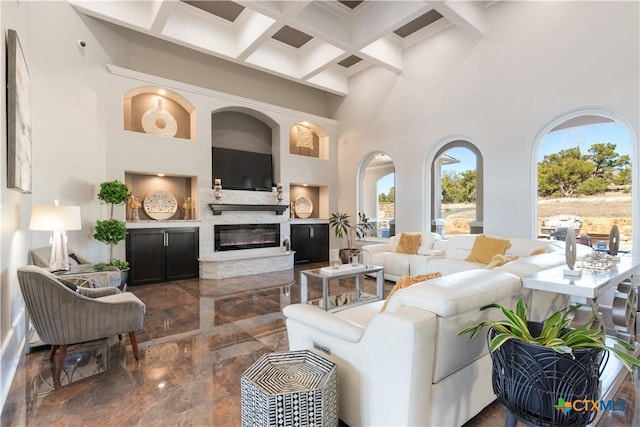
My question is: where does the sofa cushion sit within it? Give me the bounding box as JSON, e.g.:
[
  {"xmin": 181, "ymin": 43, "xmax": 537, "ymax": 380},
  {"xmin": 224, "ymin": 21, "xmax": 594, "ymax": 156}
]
[
  {"xmin": 386, "ymin": 269, "xmax": 521, "ymax": 317},
  {"xmin": 495, "ymin": 253, "xmax": 565, "ymax": 277},
  {"xmin": 396, "ymin": 232, "xmax": 422, "ymax": 254},
  {"xmin": 466, "ymin": 235, "xmax": 511, "ymax": 264},
  {"xmin": 443, "ymin": 235, "xmax": 479, "ymax": 261},
  {"xmin": 417, "ymin": 232, "xmax": 441, "ymax": 255},
  {"xmin": 381, "ymin": 272, "xmax": 442, "ymax": 312},
  {"xmin": 370, "ymin": 252, "xmax": 410, "ymax": 278}
]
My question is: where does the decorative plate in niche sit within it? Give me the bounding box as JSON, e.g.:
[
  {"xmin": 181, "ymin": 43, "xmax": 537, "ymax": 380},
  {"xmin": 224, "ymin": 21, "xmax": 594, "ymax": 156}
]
[
  {"xmin": 294, "ymin": 196, "xmax": 313, "ymax": 219},
  {"xmin": 143, "ymin": 190, "xmax": 178, "ymax": 220}
]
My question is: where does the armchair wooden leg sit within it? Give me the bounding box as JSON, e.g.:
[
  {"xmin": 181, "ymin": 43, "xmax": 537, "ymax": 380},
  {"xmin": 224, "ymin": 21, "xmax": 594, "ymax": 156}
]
[
  {"xmin": 129, "ymin": 332, "xmax": 140, "ymax": 360},
  {"xmin": 54, "ymin": 345, "xmax": 68, "ymax": 382},
  {"xmin": 50, "ymin": 345, "xmax": 58, "ymax": 361}
]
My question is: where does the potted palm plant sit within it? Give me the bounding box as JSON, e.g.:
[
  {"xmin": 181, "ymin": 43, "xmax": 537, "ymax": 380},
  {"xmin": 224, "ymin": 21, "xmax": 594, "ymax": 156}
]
[
  {"xmin": 459, "ymin": 297, "xmax": 640, "ymax": 426},
  {"xmin": 93, "ymin": 180, "xmax": 131, "ymax": 286},
  {"xmin": 329, "ymin": 212, "xmax": 373, "ymax": 264}
]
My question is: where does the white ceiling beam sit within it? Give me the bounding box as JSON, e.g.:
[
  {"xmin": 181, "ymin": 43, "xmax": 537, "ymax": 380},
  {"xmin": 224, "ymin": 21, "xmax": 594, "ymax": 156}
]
[
  {"xmin": 360, "ymin": 35, "xmax": 403, "ymax": 74},
  {"xmin": 352, "ymin": 1, "xmax": 430, "ymax": 48},
  {"xmin": 299, "ymin": 39, "xmax": 345, "ymax": 79},
  {"xmin": 291, "ymin": 1, "xmax": 353, "ymax": 50},
  {"xmin": 432, "ymin": 0, "xmax": 486, "ymax": 38},
  {"xmin": 235, "ymin": 10, "xmax": 278, "ymax": 60},
  {"xmin": 149, "ymin": 0, "xmax": 180, "ymax": 34}
]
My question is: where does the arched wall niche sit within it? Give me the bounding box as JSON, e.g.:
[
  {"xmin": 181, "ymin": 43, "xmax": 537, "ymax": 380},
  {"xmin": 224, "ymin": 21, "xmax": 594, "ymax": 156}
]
[
  {"xmin": 289, "ymin": 121, "xmax": 329, "ymax": 160},
  {"xmin": 531, "ymin": 107, "xmax": 638, "ymax": 256},
  {"xmin": 358, "ymin": 151, "xmax": 395, "ymax": 238},
  {"xmin": 123, "ymin": 86, "xmax": 196, "ymax": 139},
  {"xmin": 429, "ymin": 138, "xmax": 484, "ymax": 236},
  {"xmin": 211, "ymin": 107, "xmax": 282, "ymax": 190}
]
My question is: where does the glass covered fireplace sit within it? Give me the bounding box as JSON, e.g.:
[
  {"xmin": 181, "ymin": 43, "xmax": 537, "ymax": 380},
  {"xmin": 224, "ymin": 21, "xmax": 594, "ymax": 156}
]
[{"xmin": 214, "ymin": 223, "xmax": 280, "ymax": 251}]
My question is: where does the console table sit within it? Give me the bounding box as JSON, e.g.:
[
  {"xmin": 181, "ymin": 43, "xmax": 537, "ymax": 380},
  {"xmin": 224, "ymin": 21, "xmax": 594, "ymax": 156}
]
[
  {"xmin": 522, "ymin": 257, "xmax": 640, "ymax": 425},
  {"xmin": 522, "ymin": 257, "xmax": 639, "ymax": 341}
]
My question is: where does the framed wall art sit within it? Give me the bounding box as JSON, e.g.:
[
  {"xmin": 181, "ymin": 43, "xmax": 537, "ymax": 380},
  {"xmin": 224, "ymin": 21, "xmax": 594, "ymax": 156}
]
[{"xmin": 6, "ymin": 28, "xmax": 32, "ymax": 193}]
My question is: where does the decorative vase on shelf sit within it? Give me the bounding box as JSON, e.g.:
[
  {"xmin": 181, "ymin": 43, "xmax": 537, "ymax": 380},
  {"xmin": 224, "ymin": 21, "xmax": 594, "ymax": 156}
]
[
  {"xmin": 213, "ymin": 178, "xmax": 222, "ymax": 204},
  {"xmin": 182, "ymin": 197, "xmax": 192, "ymax": 220},
  {"xmin": 129, "ymin": 195, "xmax": 141, "ymax": 221},
  {"xmin": 276, "ymin": 183, "xmax": 284, "ymax": 205}
]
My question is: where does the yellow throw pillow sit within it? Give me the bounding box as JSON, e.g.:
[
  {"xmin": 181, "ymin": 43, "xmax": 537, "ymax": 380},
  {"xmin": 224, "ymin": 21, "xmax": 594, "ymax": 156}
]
[
  {"xmin": 486, "ymin": 254, "xmax": 519, "ymax": 269},
  {"xmin": 380, "ymin": 272, "xmax": 442, "ymax": 312},
  {"xmin": 529, "ymin": 248, "xmax": 546, "ymax": 256},
  {"xmin": 466, "ymin": 234, "xmax": 512, "ymax": 264},
  {"xmin": 395, "ymin": 232, "xmax": 422, "ymax": 254}
]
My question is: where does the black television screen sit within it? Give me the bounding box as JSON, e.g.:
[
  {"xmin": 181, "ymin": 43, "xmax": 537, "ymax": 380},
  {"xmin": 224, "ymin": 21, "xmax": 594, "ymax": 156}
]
[{"xmin": 212, "ymin": 147, "xmax": 274, "ymax": 191}]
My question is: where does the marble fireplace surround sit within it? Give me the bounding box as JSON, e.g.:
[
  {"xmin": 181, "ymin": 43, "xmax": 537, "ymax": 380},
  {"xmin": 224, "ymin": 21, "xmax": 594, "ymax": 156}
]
[{"xmin": 199, "ymin": 189, "xmax": 293, "ymax": 279}]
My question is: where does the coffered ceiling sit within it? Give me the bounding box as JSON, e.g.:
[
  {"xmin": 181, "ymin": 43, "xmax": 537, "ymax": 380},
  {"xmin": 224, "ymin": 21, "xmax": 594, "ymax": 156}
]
[{"xmin": 70, "ymin": 1, "xmax": 496, "ymax": 95}]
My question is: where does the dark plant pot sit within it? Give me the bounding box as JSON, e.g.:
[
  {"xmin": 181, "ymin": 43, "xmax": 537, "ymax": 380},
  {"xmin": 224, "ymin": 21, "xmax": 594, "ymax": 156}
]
[
  {"xmin": 119, "ymin": 269, "xmax": 129, "ymax": 291},
  {"xmin": 489, "ymin": 321, "xmax": 606, "ymax": 427},
  {"xmin": 338, "ymin": 248, "xmax": 361, "ymax": 264}
]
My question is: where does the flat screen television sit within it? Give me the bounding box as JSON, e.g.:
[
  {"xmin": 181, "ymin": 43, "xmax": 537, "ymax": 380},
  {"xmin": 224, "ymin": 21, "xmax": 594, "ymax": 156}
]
[{"xmin": 212, "ymin": 147, "xmax": 274, "ymax": 191}]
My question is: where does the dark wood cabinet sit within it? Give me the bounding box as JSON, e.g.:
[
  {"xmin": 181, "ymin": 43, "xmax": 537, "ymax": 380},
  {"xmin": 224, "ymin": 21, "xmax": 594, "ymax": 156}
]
[
  {"xmin": 126, "ymin": 227, "xmax": 199, "ymax": 285},
  {"xmin": 290, "ymin": 224, "xmax": 329, "ymax": 265}
]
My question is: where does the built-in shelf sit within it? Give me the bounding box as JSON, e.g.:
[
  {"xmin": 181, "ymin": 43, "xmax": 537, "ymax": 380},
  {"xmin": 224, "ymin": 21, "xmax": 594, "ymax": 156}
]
[{"xmin": 209, "ymin": 203, "xmax": 289, "ymax": 216}]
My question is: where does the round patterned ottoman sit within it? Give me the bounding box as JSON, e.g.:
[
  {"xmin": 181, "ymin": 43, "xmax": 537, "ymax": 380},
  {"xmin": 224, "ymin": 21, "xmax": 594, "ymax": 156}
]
[{"xmin": 241, "ymin": 350, "xmax": 338, "ymax": 427}]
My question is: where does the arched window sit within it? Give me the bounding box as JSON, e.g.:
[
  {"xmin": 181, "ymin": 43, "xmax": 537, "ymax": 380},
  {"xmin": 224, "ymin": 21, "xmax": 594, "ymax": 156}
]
[
  {"xmin": 535, "ymin": 111, "xmax": 635, "ymax": 254},
  {"xmin": 431, "ymin": 140, "xmax": 483, "ymax": 236},
  {"xmin": 359, "ymin": 153, "xmax": 395, "ymax": 238}
]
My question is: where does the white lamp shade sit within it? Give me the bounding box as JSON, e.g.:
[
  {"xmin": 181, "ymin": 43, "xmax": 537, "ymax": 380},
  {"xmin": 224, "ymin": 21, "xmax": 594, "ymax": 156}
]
[{"xmin": 29, "ymin": 205, "xmax": 82, "ymax": 231}]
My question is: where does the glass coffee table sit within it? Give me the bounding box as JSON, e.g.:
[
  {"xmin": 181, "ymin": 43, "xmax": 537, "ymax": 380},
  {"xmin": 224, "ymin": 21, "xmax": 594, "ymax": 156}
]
[{"xmin": 299, "ymin": 264, "xmax": 384, "ymax": 311}]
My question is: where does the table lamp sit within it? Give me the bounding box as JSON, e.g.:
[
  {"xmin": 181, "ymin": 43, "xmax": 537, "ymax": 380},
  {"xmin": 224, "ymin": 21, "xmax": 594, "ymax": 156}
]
[{"xmin": 29, "ymin": 202, "xmax": 82, "ymax": 271}]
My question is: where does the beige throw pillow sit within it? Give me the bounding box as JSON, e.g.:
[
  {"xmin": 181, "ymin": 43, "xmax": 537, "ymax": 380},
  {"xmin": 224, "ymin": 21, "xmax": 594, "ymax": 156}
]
[
  {"xmin": 466, "ymin": 234, "xmax": 512, "ymax": 264},
  {"xmin": 395, "ymin": 232, "xmax": 422, "ymax": 254},
  {"xmin": 381, "ymin": 272, "xmax": 442, "ymax": 312},
  {"xmin": 529, "ymin": 248, "xmax": 547, "ymax": 256}
]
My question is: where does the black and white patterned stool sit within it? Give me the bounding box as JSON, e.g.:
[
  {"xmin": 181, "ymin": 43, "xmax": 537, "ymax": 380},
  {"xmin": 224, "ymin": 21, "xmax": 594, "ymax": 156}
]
[{"xmin": 241, "ymin": 350, "xmax": 338, "ymax": 427}]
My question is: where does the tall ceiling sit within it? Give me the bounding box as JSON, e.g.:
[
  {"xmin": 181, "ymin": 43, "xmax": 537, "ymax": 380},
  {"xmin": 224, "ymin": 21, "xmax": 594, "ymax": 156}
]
[{"xmin": 70, "ymin": 0, "xmax": 496, "ymax": 95}]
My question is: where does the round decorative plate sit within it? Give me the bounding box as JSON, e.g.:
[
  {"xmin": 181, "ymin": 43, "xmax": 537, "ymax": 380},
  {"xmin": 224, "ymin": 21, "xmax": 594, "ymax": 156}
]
[
  {"xmin": 294, "ymin": 196, "xmax": 313, "ymax": 219},
  {"xmin": 143, "ymin": 190, "xmax": 178, "ymax": 220}
]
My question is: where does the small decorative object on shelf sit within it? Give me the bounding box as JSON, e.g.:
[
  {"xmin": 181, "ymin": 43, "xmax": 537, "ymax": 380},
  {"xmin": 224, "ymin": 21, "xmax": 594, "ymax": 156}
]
[
  {"xmin": 276, "ymin": 182, "xmax": 284, "ymax": 204},
  {"xmin": 129, "ymin": 195, "xmax": 141, "ymax": 221},
  {"xmin": 182, "ymin": 197, "xmax": 191, "ymax": 220},
  {"xmin": 213, "ymin": 178, "xmax": 222, "ymax": 204},
  {"xmin": 581, "ymin": 251, "xmax": 615, "ymax": 271},
  {"xmin": 563, "ymin": 227, "xmax": 582, "ymax": 277}
]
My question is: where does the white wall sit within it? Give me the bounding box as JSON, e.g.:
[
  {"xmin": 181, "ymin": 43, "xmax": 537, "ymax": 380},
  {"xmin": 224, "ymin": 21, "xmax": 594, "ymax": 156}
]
[
  {"xmin": 0, "ymin": 0, "xmax": 32, "ymax": 409},
  {"xmin": 0, "ymin": 0, "xmax": 338, "ymax": 411},
  {"xmin": 334, "ymin": 1, "xmax": 639, "ymax": 242}
]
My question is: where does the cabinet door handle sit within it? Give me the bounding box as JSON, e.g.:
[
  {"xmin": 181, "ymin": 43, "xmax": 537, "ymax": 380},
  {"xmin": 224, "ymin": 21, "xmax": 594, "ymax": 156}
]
[
  {"xmin": 164, "ymin": 232, "xmax": 168, "ymax": 247},
  {"xmin": 310, "ymin": 227, "xmax": 314, "ymax": 238}
]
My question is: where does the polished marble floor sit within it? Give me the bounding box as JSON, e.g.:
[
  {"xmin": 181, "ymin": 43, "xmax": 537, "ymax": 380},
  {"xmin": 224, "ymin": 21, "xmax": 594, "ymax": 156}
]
[{"xmin": 2, "ymin": 264, "xmax": 639, "ymax": 426}]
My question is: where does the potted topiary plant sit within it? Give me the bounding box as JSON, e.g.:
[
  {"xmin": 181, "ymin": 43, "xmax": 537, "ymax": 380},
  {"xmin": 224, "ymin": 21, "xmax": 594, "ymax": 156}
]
[
  {"xmin": 329, "ymin": 212, "xmax": 374, "ymax": 264},
  {"xmin": 93, "ymin": 180, "xmax": 131, "ymax": 286},
  {"xmin": 458, "ymin": 297, "xmax": 640, "ymax": 426}
]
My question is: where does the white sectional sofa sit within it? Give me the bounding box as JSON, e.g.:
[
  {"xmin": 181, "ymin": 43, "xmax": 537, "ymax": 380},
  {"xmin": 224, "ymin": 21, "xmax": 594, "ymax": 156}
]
[
  {"xmin": 361, "ymin": 233, "xmax": 567, "ymax": 280},
  {"xmin": 284, "ymin": 233, "xmax": 583, "ymax": 426},
  {"xmin": 284, "ymin": 267, "xmax": 570, "ymax": 427}
]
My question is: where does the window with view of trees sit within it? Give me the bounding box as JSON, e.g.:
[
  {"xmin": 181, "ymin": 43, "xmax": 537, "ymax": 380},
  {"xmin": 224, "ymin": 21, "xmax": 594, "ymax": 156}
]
[
  {"xmin": 431, "ymin": 141, "xmax": 483, "ymax": 236},
  {"xmin": 359, "ymin": 153, "xmax": 395, "ymax": 238},
  {"xmin": 536, "ymin": 117, "xmax": 632, "ymax": 250}
]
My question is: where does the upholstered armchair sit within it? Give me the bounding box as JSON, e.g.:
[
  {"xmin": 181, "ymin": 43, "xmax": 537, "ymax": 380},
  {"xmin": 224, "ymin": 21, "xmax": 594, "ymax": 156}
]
[
  {"xmin": 17, "ymin": 266, "xmax": 146, "ymax": 382},
  {"xmin": 30, "ymin": 246, "xmax": 92, "ymax": 268}
]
